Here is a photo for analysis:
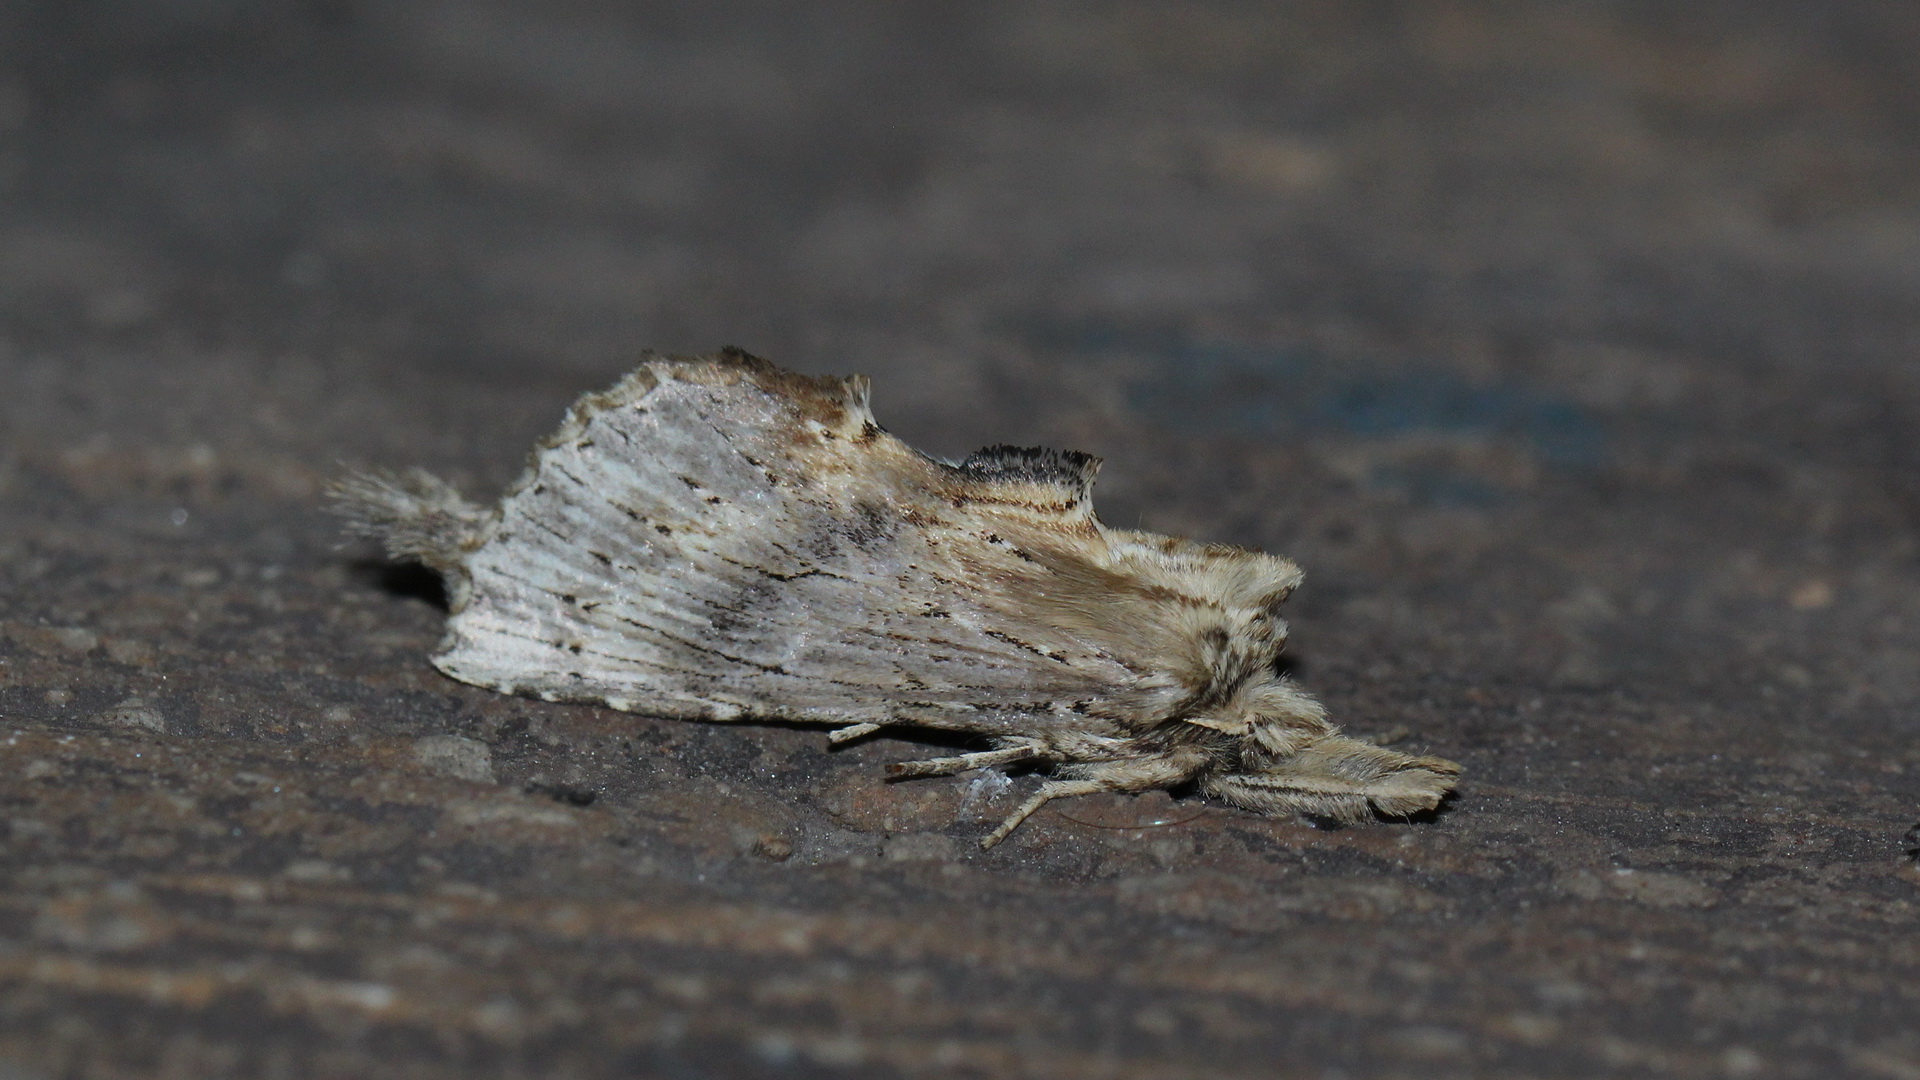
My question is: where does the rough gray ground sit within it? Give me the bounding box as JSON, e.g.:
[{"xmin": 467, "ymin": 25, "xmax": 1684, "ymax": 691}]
[{"xmin": 4, "ymin": 2, "xmax": 1920, "ymax": 1077}]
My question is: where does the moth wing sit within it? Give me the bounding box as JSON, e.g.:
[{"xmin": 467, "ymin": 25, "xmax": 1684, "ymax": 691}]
[{"xmin": 435, "ymin": 353, "xmax": 1174, "ymax": 735}]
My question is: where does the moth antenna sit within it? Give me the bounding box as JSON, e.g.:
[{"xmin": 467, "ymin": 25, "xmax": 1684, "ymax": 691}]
[{"xmin": 327, "ymin": 467, "xmax": 491, "ymax": 572}]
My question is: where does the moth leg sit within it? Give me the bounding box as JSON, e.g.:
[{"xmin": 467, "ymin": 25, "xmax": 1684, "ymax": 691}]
[
  {"xmin": 827, "ymin": 722, "xmax": 884, "ymax": 746},
  {"xmin": 979, "ymin": 779, "xmax": 1109, "ymax": 849},
  {"xmin": 1201, "ymin": 734, "xmax": 1459, "ymax": 821},
  {"xmin": 888, "ymin": 743, "xmax": 1040, "ymax": 780},
  {"xmin": 978, "ymin": 749, "xmax": 1211, "ymax": 849}
]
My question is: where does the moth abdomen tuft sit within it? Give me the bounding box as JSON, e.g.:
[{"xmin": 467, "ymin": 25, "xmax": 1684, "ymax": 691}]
[{"xmin": 327, "ymin": 467, "xmax": 491, "ymax": 573}]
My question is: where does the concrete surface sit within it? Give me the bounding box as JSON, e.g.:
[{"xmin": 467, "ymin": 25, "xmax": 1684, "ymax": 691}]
[{"xmin": 3, "ymin": 2, "xmax": 1920, "ymax": 1077}]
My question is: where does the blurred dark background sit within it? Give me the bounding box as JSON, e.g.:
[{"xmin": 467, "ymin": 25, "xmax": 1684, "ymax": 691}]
[{"xmin": 3, "ymin": 3, "xmax": 1919, "ymax": 1078}]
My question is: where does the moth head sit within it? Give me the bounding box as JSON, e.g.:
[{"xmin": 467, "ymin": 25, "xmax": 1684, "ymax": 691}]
[{"xmin": 1181, "ymin": 677, "xmax": 1324, "ymax": 760}]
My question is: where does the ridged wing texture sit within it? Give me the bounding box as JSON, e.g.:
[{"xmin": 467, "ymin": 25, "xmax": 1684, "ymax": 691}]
[{"xmin": 434, "ymin": 356, "xmax": 1177, "ymax": 735}]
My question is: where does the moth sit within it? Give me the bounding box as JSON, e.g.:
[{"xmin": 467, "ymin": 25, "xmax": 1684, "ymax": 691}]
[{"xmin": 334, "ymin": 350, "xmax": 1459, "ymax": 847}]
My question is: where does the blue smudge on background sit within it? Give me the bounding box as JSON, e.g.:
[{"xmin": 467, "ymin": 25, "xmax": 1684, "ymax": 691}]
[{"xmin": 1021, "ymin": 323, "xmax": 1607, "ymax": 505}]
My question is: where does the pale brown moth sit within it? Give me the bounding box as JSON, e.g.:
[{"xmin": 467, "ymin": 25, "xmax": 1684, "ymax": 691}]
[{"xmin": 334, "ymin": 350, "xmax": 1459, "ymax": 847}]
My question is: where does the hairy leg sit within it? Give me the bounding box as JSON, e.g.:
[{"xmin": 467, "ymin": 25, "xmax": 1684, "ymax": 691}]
[
  {"xmin": 827, "ymin": 722, "xmax": 884, "ymax": 745},
  {"xmin": 1201, "ymin": 734, "xmax": 1458, "ymax": 821},
  {"xmin": 978, "ymin": 748, "xmax": 1212, "ymax": 849},
  {"xmin": 887, "ymin": 741, "xmax": 1043, "ymax": 779},
  {"xmin": 979, "ymin": 779, "xmax": 1110, "ymax": 848}
]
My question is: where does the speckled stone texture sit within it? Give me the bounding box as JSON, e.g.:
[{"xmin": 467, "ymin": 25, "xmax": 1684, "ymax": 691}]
[{"xmin": 3, "ymin": 3, "xmax": 1920, "ymax": 1078}]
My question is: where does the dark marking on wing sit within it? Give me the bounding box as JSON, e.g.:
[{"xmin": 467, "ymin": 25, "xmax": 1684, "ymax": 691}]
[
  {"xmin": 523, "ymin": 514, "xmax": 573, "ymax": 545},
  {"xmin": 982, "ymin": 628, "xmax": 1070, "ymax": 663},
  {"xmin": 844, "ymin": 501, "xmax": 895, "ymax": 548},
  {"xmin": 605, "ymin": 611, "xmax": 791, "ymax": 676},
  {"xmin": 982, "ymin": 532, "xmax": 1038, "ymax": 562}
]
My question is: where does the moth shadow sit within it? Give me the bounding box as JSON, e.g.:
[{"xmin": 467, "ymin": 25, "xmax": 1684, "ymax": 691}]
[{"xmin": 347, "ymin": 557, "xmax": 449, "ymax": 612}]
